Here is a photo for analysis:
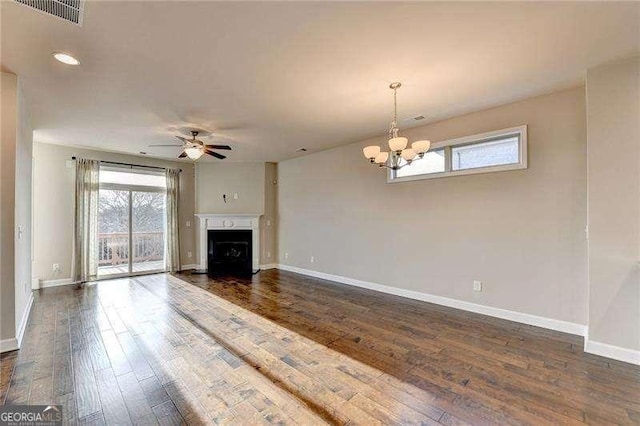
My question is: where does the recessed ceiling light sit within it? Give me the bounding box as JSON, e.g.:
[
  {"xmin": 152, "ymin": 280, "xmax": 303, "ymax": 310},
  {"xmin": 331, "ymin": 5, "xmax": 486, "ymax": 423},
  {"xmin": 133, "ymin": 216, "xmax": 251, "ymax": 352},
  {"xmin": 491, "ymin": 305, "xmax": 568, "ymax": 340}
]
[{"xmin": 53, "ymin": 52, "xmax": 80, "ymax": 65}]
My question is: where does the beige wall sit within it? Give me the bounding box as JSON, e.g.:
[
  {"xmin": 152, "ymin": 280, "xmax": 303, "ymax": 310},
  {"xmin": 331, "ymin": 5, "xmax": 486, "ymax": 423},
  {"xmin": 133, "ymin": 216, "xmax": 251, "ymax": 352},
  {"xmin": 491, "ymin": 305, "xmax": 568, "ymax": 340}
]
[
  {"xmin": 586, "ymin": 58, "xmax": 640, "ymax": 351},
  {"xmin": 1, "ymin": 72, "xmax": 33, "ymax": 344},
  {"xmin": 1, "ymin": 73, "xmax": 18, "ymax": 342},
  {"xmin": 32, "ymin": 142, "xmax": 196, "ymax": 281},
  {"xmin": 278, "ymin": 87, "xmax": 588, "ymax": 325},
  {"xmin": 263, "ymin": 162, "xmax": 278, "ymax": 265},
  {"xmin": 196, "ymin": 162, "xmax": 265, "ymax": 214},
  {"xmin": 14, "ymin": 77, "xmax": 32, "ymax": 338},
  {"xmin": 195, "ymin": 162, "xmax": 276, "ymax": 265}
]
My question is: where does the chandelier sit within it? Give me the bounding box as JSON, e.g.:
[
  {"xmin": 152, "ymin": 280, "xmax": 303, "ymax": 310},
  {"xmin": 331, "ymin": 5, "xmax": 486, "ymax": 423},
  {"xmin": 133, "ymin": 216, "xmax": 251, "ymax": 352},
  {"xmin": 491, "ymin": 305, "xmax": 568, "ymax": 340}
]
[{"xmin": 362, "ymin": 82, "xmax": 431, "ymax": 170}]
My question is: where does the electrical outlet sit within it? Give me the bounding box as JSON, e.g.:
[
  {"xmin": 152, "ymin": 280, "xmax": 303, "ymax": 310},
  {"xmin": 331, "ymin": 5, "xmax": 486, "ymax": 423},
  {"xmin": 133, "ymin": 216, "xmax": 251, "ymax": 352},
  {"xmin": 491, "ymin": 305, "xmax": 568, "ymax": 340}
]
[
  {"xmin": 187, "ymin": 251, "xmax": 192, "ymax": 258},
  {"xmin": 267, "ymin": 219, "xmax": 271, "ymax": 227},
  {"xmin": 284, "ymin": 252, "xmax": 289, "ymax": 259},
  {"xmin": 186, "ymin": 220, "xmax": 191, "ymax": 228},
  {"xmin": 310, "ymin": 256, "xmax": 315, "ymax": 263},
  {"xmin": 473, "ymin": 280, "xmax": 482, "ymax": 292},
  {"xmin": 233, "ymin": 193, "xmax": 238, "ymax": 200},
  {"xmin": 267, "ymin": 251, "xmax": 271, "ymax": 258},
  {"xmin": 53, "ymin": 263, "xmax": 61, "ymax": 273}
]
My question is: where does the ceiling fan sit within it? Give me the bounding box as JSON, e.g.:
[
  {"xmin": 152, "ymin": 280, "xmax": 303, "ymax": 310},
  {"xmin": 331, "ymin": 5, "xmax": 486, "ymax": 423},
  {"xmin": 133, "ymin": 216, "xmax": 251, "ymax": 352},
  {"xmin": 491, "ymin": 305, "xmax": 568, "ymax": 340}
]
[{"xmin": 149, "ymin": 130, "xmax": 232, "ymax": 160}]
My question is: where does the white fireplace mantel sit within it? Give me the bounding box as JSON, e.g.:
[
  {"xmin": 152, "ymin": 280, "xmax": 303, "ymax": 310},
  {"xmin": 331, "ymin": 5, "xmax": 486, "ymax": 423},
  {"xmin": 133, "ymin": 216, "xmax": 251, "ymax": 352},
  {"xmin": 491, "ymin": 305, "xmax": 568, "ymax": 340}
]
[{"xmin": 195, "ymin": 214, "xmax": 262, "ymax": 271}]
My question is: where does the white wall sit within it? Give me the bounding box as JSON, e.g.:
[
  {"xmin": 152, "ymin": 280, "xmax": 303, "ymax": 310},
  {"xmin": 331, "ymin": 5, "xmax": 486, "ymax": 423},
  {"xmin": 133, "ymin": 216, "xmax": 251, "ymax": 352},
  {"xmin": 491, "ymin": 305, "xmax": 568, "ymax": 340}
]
[
  {"xmin": 32, "ymin": 142, "xmax": 197, "ymax": 281},
  {"xmin": 586, "ymin": 57, "xmax": 640, "ymax": 353},
  {"xmin": 278, "ymin": 87, "xmax": 588, "ymax": 326},
  {"xmin": 1, "ymin": 72, "xmax": 33, "ymax": 350}
]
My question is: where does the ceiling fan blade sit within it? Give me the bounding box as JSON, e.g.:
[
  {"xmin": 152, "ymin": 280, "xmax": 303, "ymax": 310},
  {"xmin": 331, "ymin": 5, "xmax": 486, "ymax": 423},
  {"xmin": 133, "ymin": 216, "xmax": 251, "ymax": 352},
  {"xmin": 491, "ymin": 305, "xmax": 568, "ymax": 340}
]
[
  {"xmin": 175, "ymin": 136, "xmax": 189, "ymax": 143},
  {"xmin": 178, "ymin": 151, "xmax": 187, "ymax": 158},
  {"xmin": 205, "ymin": 144, "xmax": 232, "ymax": 150},
  {"xmin": 149, "ymin": 144, "xmax": 182, "ymax": 147},
  {"xmin": 205, "ymin": 150, "xmax": 226, "ymax": 160}
]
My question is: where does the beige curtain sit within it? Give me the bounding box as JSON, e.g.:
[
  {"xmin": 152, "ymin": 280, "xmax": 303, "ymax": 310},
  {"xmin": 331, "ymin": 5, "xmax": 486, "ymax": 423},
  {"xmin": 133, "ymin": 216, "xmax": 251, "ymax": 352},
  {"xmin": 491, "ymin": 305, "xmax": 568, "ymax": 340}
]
[
  {"xmin": 72, "ymin": 158, "xmax": 100, "ymax": 283},
  {"xmin": 166, "ymin": 168, "xmax": 181, "ymax": 272}
]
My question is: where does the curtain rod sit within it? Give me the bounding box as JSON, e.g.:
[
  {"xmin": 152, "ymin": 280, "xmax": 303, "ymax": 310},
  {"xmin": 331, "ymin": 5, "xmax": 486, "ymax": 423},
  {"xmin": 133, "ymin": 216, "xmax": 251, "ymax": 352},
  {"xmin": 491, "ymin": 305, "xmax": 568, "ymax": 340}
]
[{"xmin": 70, "ymin": 157, "xmax": 182, "ymax": 172}]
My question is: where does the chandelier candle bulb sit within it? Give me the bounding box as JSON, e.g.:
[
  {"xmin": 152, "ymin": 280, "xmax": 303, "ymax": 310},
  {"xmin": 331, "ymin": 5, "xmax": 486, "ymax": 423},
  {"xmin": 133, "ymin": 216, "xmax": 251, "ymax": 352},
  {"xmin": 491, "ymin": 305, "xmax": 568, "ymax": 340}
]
[
  {"xmin": 412, "ymin": 140, "xmax": 431, "ymax": 154},
  {"xmin": 374, "ymin": 152, "xmax": 389, "ymax": 164},
  {"xmin": 388, "ymin": 137, "xmax": 408, "ymax": 152},
  {"xmin": 401, "ymin": 148, "xmax": 417, "ymax": 161},
  {"xmin": 363, "ymin": 145, "xmax": 381, "ymax": 160}
]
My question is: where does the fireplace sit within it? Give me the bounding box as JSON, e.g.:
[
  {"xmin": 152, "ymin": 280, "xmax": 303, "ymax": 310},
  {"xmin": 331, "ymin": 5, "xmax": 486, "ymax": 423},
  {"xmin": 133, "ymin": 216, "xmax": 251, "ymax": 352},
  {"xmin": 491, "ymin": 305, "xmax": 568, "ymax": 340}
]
[
  {"xmin": 208, "ymin": 229, "xmax": 252, "ymax": 277},
  {"xmin": 196, "ymin": 214, "xmax": 261, "ymax": 273}
]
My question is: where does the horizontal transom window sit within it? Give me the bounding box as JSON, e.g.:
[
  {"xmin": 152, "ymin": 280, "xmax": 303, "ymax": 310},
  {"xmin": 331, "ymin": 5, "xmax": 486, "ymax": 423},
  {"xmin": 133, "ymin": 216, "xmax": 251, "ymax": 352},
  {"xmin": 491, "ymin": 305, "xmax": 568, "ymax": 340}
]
[
  {"xmin": 100, "ymin": 168, "xmax": 166, "ymax": 189},
  {"xmin": 389, "ymin": 125, "xmax": 527, "ymax": 183}
]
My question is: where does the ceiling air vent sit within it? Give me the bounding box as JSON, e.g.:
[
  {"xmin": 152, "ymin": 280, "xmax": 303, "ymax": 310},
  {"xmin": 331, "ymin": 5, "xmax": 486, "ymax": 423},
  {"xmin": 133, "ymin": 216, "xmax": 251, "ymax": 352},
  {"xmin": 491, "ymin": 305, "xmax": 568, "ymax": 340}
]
[{"xmin": 14, "ymin": 0, "xmax": 83, "ymax": 25}]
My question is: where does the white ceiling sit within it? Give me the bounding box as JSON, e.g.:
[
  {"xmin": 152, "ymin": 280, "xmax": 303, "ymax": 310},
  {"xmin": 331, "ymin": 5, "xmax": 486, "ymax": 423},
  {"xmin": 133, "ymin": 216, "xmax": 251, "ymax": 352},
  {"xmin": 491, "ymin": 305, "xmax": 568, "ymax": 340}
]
[{"xmin": 2, "ymin": 1, "xmax": 638, "ymax": 162}]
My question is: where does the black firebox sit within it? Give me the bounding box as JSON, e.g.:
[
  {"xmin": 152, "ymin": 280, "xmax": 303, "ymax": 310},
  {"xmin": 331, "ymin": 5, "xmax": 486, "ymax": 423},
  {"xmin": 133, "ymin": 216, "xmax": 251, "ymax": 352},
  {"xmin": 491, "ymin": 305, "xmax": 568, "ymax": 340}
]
[{"xmin": 207, "ymin": 230, "xmax": 252, "ymax": 277}]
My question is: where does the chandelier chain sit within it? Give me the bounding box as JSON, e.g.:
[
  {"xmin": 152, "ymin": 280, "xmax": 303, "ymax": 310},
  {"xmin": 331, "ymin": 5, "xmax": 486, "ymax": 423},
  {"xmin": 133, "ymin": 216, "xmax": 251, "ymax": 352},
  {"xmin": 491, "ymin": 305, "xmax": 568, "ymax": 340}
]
[{"xmin": 393, "ymin": 86, "xmax": 398, "ymax": 124}]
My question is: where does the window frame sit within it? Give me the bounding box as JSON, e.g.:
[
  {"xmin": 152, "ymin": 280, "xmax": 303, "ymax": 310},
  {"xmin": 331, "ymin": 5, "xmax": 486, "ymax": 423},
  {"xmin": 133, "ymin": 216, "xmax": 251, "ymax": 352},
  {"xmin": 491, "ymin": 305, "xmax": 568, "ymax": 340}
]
[{"xmin": 388, "ymin": 125, "xmax": 528, "ymax": 183}]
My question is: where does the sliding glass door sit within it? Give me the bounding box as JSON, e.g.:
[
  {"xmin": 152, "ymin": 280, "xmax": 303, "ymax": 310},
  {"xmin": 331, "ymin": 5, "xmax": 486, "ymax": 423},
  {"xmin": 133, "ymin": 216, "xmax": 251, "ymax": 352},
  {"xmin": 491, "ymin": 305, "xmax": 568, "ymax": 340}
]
[
  {"xmin": 97, "ymin": 167, "xmax": 167, "ymax": 278},
  {"xmin": 131, "ymin": 191, "xmax": 165, "ymax": 274}
]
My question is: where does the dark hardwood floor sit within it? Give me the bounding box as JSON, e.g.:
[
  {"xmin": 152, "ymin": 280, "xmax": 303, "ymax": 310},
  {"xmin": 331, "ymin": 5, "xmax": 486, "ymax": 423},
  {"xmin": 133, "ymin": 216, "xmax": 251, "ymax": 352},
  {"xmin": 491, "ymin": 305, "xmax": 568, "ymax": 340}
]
[{"xmin": 1, "ymin": 270, "xmax": 639, "ymax": 425}]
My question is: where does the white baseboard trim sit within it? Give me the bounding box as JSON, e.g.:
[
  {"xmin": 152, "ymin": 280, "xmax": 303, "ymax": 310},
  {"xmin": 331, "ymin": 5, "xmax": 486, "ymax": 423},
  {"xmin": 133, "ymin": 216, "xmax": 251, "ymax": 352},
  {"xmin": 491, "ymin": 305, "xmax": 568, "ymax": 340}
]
[
  {"xmin": 40, "ymin": 278, "xmax": 74, "ymax": 288},
  {"xmin": 585, "ymin": 339, "xmax": 640, "ymax": 366},
  {"xmin": 260, "ymin": 264, "xmax": 277, "ymax": 270},
  {"xmin": 180, "ymin": 264, "xmax": 199, "ymax": 271},
  {"xmin": 0, "ymin": 338, "xmax": 18, "ymax": 353},
  {"xmin": 16, "ymin": 291, "xmax": 34, "ymax": 348},
  {"xmin": 276, "ymin": 264, "xmax": 587, "ymax": 337}
]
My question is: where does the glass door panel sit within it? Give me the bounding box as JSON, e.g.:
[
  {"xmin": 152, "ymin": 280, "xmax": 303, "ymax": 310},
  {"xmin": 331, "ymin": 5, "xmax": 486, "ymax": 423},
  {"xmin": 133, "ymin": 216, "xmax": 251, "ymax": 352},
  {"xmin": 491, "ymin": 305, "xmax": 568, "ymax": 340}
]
[
  {"xmin": 98, "ymin": 189, "xmax": 130, "ymax": 277},
  {"xmin": 132, "ymin": 191, "xmax": 166, "ymax": 274}
]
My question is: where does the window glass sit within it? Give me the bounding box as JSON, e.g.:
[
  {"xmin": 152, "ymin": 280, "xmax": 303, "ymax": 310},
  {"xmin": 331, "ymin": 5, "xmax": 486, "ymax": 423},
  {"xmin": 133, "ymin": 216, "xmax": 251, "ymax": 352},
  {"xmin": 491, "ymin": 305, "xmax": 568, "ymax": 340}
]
[
  {"xmin": 451, "ymin": 136, "xmax": 519, "ymax": 171},
  {"xmin": 396, "ymin": 149, "xmax": 445, "ymax": 178},
  {"xmin": 100, "ymin": 169, "xmax": 166, "ymax": 188}
]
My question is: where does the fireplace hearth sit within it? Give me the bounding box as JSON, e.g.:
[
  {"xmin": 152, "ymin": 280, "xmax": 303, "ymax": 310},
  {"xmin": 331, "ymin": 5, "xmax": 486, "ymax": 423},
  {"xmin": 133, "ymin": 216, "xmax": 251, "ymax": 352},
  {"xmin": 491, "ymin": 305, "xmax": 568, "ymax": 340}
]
[{"xmin": 207, "ymin": 229, "xmax": 252, "ymax": 277}]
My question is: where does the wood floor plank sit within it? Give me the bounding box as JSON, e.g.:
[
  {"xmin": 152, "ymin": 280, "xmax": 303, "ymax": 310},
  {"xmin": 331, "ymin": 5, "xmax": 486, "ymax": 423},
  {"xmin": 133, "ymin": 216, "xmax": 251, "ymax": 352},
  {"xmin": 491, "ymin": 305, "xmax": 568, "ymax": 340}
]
[
  {"xmin": 71, "ymin": 346, "xmax": 102, "ymax": 419},
  {"xmin": 56, "ymin": 392, "xmax": 78, "ymax": 426},
  {"xmin": 152, "ymin": 399, "xmax": 186, "ymax": 426},
  {"xmin": 95, "ymin": 368, "xmax": 132, "ymax": 425},
  {"xmin": 115, "ymin": 372, "xmax": 158, "ymax": 424},
  {"xmin": 99, "ymin": 329, "xmax": 132, "ymax": 377},
  {"xmin": 28, "ymin": 374, "xmax": 54, "ymax": 405},
  {"xmin": 0, "ymin": 351, "xmax": 18, "ymax": 405},
  {"xmin": 139, "ymin": 376, "xmax": 171, "ymax": 408}
]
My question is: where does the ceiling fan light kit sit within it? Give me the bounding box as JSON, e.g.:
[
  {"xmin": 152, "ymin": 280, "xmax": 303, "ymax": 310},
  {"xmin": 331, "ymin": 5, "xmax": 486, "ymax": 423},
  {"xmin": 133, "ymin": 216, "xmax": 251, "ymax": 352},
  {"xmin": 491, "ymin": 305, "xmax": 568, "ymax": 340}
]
[
  {"xmin": 184, "ymin": 146, "xmax": 204, "ymax": 160},
  {"xmin": 149, "ymin": 130, "xmax": 232, "ymax": 161},
  {"xmin": 363, "ymin": 82, "xmax": 431, "ymax": 171}
]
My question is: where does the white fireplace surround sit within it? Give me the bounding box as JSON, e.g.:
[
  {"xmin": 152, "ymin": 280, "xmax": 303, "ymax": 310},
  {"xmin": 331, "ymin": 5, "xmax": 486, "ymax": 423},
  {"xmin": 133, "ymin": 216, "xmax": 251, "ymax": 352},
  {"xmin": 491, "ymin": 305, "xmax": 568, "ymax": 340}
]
[{"xmin": 195, "ymin": 214, "xmax": 262, "ymax": 271}]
